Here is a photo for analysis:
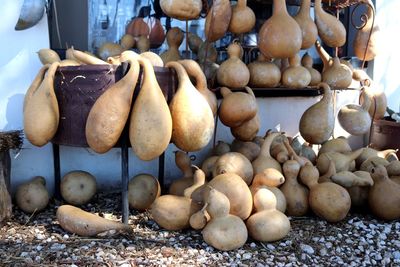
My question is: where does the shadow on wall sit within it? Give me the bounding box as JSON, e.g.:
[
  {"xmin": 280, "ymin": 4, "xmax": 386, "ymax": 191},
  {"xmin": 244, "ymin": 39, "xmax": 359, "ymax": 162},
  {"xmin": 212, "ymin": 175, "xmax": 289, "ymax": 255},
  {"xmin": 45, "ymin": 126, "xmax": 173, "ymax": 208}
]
[{"xmin": 4, "ymin": 93, "xmax": 24, "ymax": 131}]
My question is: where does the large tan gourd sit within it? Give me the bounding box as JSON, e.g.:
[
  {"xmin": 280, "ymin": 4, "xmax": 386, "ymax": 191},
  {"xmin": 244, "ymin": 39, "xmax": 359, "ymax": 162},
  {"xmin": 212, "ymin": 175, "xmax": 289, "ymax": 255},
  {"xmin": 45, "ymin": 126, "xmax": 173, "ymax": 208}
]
[
  {"xmin": 191, "ymin": 173, "xmax": 253, "ymax": 220},
  {"xmin": 97, "ymin": 42, "xmax": 124, "ymax": 60},
  {"xmin": 129, "ymin": 57, "xmax": 172, "ymax": 160},
  {"xmin": 205, "ymin": 0, "xmax": 232, "ymax": 42},
  {"xmin": 319, "ymin": 137, "xmax": 352, "ymax": 156},
  {"xmin": 252, "ymin": 132, "xmax": 283, "ymax": 174},
  {"xmin": 167, "ymin": 61, "xmax": 214, "ymax": 152},
  {"xmin": 353, "ymin": 0, "xmax": 379, "ymax": 61},
  {"xmin": 301, "ymin": 53, "xmax": 322, "ymax": 86},
  {"xmin": 270, "ymin": 134, "xmax": 290, "ymax": 164},
  {"xmin": 160, "ymin": 27, "xmax": 183, "ymax": 64},
  {"xmin": 228, "ymin": 0, "xmax": 256, "ymax": 34},
  {"xmin": 212, "ymin": 152, "xmax": 254, "ymax": 185},
  {"xmin": 314, "ymin": 0, "xmax": 346, "ymax": 47},
  {"xmin": 219, "ymin": 87, "xmax": 257, "ymax": 127},
  {"xmin": 86, "ymin": 56, "xmax": 140, "ymax": 153},
  {"xmin": 183, "ymin": 167, "xmax": 207, "ymax": 198},
  {"xmin": 299, "ymin": 83, "xmax": 334, "ymax": 144},
  {"xmin": 322, "ymin": 57, "xmax": 352, "ymax": 89},
  {"xmin": 386, "ymin": 160, "xmax": 400, "ymax": 177},
  {"xmin": 338, "ymin": 89, "xmax": 372, "ymax": 136},
  {"xmin": 300, "ymin": 163, "xmax": 351, "ymax": 222},
  {"xmin": 316, "ymin": 148, "xmax": 365, "ymax": 174},
  {"xmin": 368, "ymin": 164, "xmax": 400, "ymax": 220},
  {"xmin": 160, "ymin": 0, "xmax": 202, "ymax": 20},
  {"xmin": 201, "ymin": 156, "xmax": 220, "ymax": 180},
  {"xmin": 178, "ymin": 60, "xmax": 218, "ymax": 116},
  {"xmin": 169, "ymin": 151, "xmax": 194, "ymax": 196},
  {"xmin": 331, "ymin": 171, "xmax": 373, "ymax": 188},
  {"xmin": 217, "ymin": 43, "xmax": 250, "ymax": 89},
  {"xmin": 151, "ymin": 195, "xmax": 202, "ymax": 230},
  {"xmin": 282, "ymin": 54, "xmax": 311, "ymax": 88},
  {"xmin": 23, "ymin": 63, "xmax": 60, "ymax": 147},
  {"xmin": 231, "ymin": 113, "xmax": 260, "ymax": 142},
  {"xmin": 128, "ymin": 174, "xmax": 161, "ymax": 211},
  {"xmin": 188, "ymin": 32, "xmax": 203, "ymax": 54},
  {"xmin": 246, "ymin": 187, "xmax": 290, "ymax": 242},
  {"xmin": 140, "ymin": 51, "xmax": 164, "ymax": 67},
  {"xmin": 293, "ymin": 0, "xmax": 318, "ymax": 49},
  {"xmin": 57, "ymin": 205, "xmax": 132, "ymax": 236},
  {"xmin": 15, "ymin": 176, "xmax": 49, "ymax": 213},
  {"xmin": 280, "ymin": 159, "xmax": 309, "ymax": 216},
  {"xmin": 202, "ymin": 188, "xmax": 248, "ymax": 251},
  {"xmin": 61, "ymin": 171, "xmax": 97, "ymax": 205},
  {"xmin": 248, "ymin": 54, "xmax": 281, "ymax": 88},
  {"xmin": 258, "ymin": 0, "xmax": 302, "ymax": 59},
  {"xmin": 356, "ymin": 147, "xmax": 397, "ymax": 168}
]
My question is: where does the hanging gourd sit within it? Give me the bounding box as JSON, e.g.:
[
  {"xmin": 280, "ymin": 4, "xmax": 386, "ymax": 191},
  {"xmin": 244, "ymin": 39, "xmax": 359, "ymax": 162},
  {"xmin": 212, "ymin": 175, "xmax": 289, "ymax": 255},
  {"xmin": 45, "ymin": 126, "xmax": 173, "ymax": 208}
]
[
  {"xmin": 217, "ymin": 42, "xmax": 250, "ymax": 89},
  {"xmin": 293, "ymin": 0, "xmax": 318, "ymax": 49},
  {"xmin": 147, "ymin": 16, "xmax": 165, "ymax": 48},
  {"xmin": 129, "ymin": 56, "xmax": 172, "ymax": 161},
  {"xmin": 167, "ymin": 61, "xmax": 214, "ymax": 152},
  {"xmin": 314, "ymin": 0, "xmax": 346, "ymax": 47},
  {"xmin": 353, "ymin": 0, "xmax": 379, "ymax": 61},
  {"xmin": 160, "ymin": 0, "xmax": 202, "ymax": 20},
  {"xmin": 228, "ymin": 0, "xmax": 256, "ymax": 34},
  {"xmin": 205, "ymin": 0, "xmax": 232, "ymax": 42},
  {"xmin": 299, "ymin": 83, "xmax": 334, "ymax": 144},
  {"xmin": 258, "ymin": 0, "xmax": 302, "ymax": 59},
  {"xmin": 281, "ymin": 54, "xmax": 311, "ymax": 88},
  {"xmin": 322, "ymin": 57, "xmax": 352, "ymax": 89},
  {"xmin": 338, "ymin": 87, "xmax": 372, "ymax": 136},
  {"xmin": 160, "ymin": 27, "xmax": 183, "ymax": 64}
]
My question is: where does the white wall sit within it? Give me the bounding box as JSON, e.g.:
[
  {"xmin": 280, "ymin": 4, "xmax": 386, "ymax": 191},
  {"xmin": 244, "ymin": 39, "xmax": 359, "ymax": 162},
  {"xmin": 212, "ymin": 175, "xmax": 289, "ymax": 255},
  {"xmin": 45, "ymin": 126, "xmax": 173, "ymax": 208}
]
[
  {"xmin": 1, "ymin": 1, "xmax": 365, "ymax": 195},
  {"xmin": 374, "ymin": 1, "xmax": 400, "ymax": 112}
]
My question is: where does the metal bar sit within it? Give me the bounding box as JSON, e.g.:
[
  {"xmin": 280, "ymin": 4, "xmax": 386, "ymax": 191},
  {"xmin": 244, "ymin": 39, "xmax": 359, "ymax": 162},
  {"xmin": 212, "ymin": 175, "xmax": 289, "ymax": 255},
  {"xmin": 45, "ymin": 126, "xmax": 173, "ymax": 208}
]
[
  {"xmin": 121, "ymin": 135, "xmax": 129, "ymax": 224},
  {"xmin": 52, "ymin": 143, "xmax": 61, "ymax": 199},
  {"xmin": 158, "ymin": 152, "xmax": 165, "ymax": 193}
]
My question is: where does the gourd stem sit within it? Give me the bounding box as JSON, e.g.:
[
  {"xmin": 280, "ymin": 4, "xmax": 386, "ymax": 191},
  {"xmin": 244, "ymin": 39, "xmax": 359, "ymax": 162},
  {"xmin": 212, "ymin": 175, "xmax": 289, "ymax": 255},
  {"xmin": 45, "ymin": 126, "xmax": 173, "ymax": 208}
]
[
  {"xmin": 166, "ymin": 61, "xmax": 190, "ymax": 84},
  {"xmin": 137, "ymin": 57, "xmax": 156, "ymax": 87},
  {"xmin": 299, "ymin": 0, "xmax": 311, "ymax": 16},
  {"xmin": 273, "ymin": 0, "xmax": 288, "ymax": 14},
  {"xmin": 237, "ymin": 0, "xmax": 247, "ymax": 9}
]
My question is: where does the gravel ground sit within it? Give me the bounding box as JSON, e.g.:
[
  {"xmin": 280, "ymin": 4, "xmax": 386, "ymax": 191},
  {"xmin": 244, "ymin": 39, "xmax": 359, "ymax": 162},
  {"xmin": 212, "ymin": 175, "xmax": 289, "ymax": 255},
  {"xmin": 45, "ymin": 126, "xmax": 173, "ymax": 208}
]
[{"xmin": 1, "ymin": 192, "xmax": 400, "ymax": 267}]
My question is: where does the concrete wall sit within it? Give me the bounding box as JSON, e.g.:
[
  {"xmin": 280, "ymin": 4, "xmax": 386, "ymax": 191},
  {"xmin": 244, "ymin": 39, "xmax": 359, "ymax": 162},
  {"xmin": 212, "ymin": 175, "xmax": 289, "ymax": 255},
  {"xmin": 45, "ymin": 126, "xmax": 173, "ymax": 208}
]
[{"xmin": 1, "ymin": 1, "xmax": 370, "ymax": 196}]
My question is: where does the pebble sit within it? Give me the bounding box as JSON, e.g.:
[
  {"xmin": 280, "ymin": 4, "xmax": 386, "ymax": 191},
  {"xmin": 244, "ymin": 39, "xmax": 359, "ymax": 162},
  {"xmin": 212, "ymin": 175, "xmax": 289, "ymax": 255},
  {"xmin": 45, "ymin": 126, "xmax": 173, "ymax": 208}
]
[
  {"xmin": 300, "ymin": 244, "xmax": 314, "ymax": 255},
  {"xmin": 393, "ymin": 251, "xmax": 400, "ymax": 260},
  {"xmin": 267, "ymin": 244, "xmax": 275, "ymax": 250},
  {"xmin": 243, "ymin": 253, "xmax": 252, "ymax": 260},
  {"xmin": 325, "ymin": 242, "xmax": 333, "ymax": 249},
  {"xmin": 36, "ymin": 233, "xmax": 45, "ymax": 240},
  {"xmin": 319, "ymin": 248, "xmax": 328, "ymax": 257},
  {"xmin": 250, "ymin": 242, "xmax": 256, "ymax": 248}
]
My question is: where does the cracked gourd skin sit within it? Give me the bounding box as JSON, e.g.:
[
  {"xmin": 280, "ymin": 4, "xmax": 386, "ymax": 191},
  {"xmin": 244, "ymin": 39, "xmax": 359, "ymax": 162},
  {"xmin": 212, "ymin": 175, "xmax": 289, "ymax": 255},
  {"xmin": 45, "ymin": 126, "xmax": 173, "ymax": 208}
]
[
  {"xmin": 217, "ymin": 43, "xmax": 250, "ymax": 89},
  {"xmin": 167, "ymin": 61, "xmax": 214, "ymax": 152},
  {"xmin": 258, "ymin": 0, "xmax": 302, "ymax": 59},
  {"xmin": 205, "ymin": 0, "xmax": 232, "ymax": 42},
  {"xmin": 129, "ymin": 56, "xmax": 172, "ymax": 161},
  {"xmin": 299, "ymin": 83, "xmax": 334, "ymax": 145},
  {"xmin": 314, "ymin": 0, "xmax": 346, "ymax": 47},
  {"xmin": 293, "ymin": 0, "xmax": 318, "ymax": 49},
  {"xmin": 24, "ymin": 62, "xmax": 60, "ymax": 147},
  {"xmin": 85, "ymin": 55, "xmax": 140, "ymax": 153}
]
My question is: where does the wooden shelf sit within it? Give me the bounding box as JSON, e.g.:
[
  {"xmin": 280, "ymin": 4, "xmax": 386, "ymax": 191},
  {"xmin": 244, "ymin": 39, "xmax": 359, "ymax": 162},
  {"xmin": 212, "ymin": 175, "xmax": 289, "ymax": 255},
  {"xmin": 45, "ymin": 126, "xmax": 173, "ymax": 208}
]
[
  {"xmin": 213, "ymin": 86, "xmax": 357, "ymax": 99},
  {"xmin": 250, "ymin": 0, "xmax": 362, "ymax": 9}
]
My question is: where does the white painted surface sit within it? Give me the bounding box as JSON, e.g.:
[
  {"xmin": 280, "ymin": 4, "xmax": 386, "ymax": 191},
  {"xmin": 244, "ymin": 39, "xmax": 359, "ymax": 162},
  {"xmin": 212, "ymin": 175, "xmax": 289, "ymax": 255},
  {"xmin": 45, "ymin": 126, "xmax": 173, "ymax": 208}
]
[
  {"xmin": 374, "ymin": 1, "xmax": 400, "ymax": 112},
  {"xmin": 0, "ymin": 1, "xmax": 370, "ymax": 195}
]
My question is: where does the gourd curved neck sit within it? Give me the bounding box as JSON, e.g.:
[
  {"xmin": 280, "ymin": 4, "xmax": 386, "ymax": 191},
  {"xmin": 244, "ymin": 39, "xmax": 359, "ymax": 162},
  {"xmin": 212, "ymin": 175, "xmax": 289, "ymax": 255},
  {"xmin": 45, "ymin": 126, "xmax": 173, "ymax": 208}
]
[
  {"xmin": 360, "ymin": 87, "xmax": 372, "ymax": 111},
  {"xmin": 315, "ymin": 41, "xmax": 332, "ymax": 69},
  {"xmin": 320, "ymin": 83, "xmax": 332, "ymax": 103},
  {"xmin": 273, "ymin": 0, "xmax": 288, "ymax": 14},
  {"xmin": 220, "ymin": 87, "xmax": 232, "ymax": 98},
  {"xmin": 261, "ymin": 132, "xmax": 280, "ymax": 157},
  {"xmin": 314, "ymin": 0, "xmax": 322, "ymax": 10},
  {"xmin": 138, "ymin": 57, "xmax": 156, "ymax": 86},
  {"xmin": 167, "ymin": 61, "xmax": 190, "ymax": 85}
]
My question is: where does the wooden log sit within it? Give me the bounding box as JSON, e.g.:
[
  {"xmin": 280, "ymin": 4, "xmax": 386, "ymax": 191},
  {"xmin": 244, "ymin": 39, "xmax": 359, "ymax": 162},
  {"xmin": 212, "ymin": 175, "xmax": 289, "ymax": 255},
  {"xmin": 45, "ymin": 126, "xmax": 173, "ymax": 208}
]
[{"xmin": 0, "ymin": 150, "xmax": 12, "ymax": 223}]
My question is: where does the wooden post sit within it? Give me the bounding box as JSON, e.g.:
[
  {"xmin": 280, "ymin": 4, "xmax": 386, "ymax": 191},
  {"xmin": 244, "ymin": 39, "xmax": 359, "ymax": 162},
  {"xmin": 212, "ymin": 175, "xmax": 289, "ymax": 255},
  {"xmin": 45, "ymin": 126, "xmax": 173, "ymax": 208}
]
[{"xmin": 0, "ymin": 150, "xmax": 12, "ymax": 223}]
